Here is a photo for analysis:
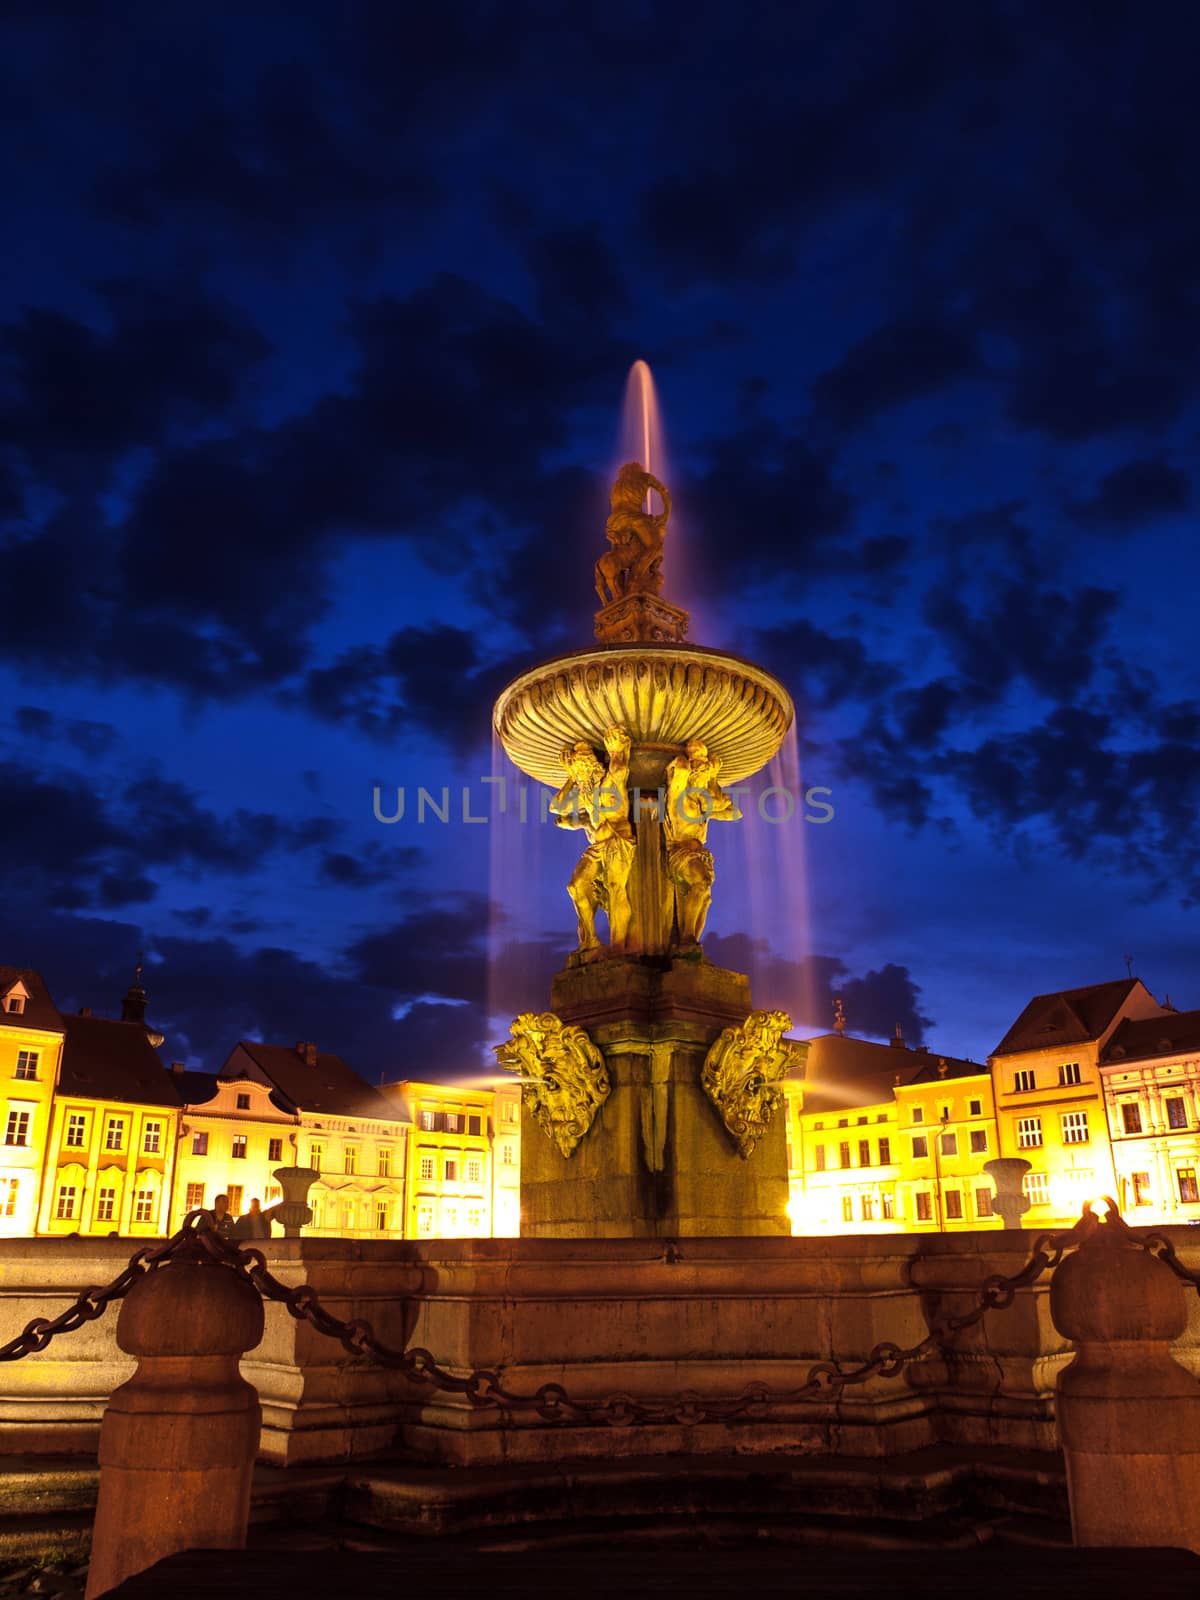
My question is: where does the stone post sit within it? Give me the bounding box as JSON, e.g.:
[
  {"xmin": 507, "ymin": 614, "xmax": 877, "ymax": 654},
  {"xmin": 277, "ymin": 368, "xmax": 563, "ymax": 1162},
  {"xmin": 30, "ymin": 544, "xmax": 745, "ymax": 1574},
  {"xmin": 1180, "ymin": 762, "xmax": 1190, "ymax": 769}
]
[
  {"xmin": 1050, "ymin": 1226, "xmax": 1200, "ymax": 1552},
  {"xmin": 270, "ymin": 1165, "xmax": 319, "ymax": 1238},
  {"xmin": 85, "ymin": 1256, "xmax": 265, "ymax": 1598}
]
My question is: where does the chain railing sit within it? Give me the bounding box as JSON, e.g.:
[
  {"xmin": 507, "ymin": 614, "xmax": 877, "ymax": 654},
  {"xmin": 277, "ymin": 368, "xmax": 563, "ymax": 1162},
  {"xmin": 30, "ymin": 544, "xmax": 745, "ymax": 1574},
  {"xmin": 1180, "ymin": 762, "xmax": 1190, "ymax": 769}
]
[{"xmin": 2, "ymin": 1199, "xmax": 1195, "ymax": 1427}]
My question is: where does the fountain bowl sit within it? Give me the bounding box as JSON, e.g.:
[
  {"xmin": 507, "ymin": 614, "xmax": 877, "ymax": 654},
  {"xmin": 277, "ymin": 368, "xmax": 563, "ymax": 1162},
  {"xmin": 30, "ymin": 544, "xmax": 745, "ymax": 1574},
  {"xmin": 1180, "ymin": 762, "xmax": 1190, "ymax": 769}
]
[{"xmin": 494, "ymin": 643, "xmax": 794, "ymax": 789}]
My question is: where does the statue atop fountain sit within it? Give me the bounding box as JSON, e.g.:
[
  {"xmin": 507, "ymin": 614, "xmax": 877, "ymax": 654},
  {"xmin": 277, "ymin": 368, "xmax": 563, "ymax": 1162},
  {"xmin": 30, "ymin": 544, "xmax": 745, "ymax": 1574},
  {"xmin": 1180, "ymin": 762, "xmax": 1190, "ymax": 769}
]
[{"xmin": 593, "ymin": 460, "xmax": 689, "ymax": 644}]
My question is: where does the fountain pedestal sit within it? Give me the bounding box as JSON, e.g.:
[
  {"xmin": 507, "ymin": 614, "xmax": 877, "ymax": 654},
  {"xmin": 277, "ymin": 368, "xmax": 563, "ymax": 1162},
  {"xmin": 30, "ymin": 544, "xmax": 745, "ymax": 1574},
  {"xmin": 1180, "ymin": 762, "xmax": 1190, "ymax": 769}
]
[{"xmin": 519, "ymin": 957, "xmax": 791, "ymax": 1238}]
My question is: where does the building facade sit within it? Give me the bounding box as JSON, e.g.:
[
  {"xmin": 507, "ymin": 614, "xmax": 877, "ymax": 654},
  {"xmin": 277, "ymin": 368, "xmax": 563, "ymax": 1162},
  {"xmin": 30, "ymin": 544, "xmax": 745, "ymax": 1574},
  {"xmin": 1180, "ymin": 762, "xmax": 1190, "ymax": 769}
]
[
  {"xmin": 0, "ymin": 971, "xmax": 64, "ymax": 1237},
  {"xmin": 385, "ymin": 1081, "xmax": 493, "ymax": 1239},
  {"xmin": 491, "ymin": 1078, "xmax": 522, "ymax": 1236},
  {"xmin": 1099, "ymin": 1009, "xmax": 1200, "ymax": 1225},
  {"xmin": 169, "ymin": 1071, "xmax": 301, "ymax": 1231}
]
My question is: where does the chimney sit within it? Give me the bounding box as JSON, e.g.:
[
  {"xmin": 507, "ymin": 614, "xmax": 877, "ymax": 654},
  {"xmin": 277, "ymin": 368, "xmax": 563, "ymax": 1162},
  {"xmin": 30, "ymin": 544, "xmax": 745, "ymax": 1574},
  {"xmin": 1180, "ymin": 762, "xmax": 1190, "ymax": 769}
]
[
  {"xmin": 296, "ymin": 1041, "xmax": 318, "ymax": 1067},
  {"xmin": 890, "ymin": 1023, "xmax": 906, "ymax": 1049},
  {"xmin": 79, "ymin": 1007, "xmax": 92, "ymax": 1018},
  {"xmin": 170, "ymin": 1062, "xmax": 185, "ymax": 1075}
]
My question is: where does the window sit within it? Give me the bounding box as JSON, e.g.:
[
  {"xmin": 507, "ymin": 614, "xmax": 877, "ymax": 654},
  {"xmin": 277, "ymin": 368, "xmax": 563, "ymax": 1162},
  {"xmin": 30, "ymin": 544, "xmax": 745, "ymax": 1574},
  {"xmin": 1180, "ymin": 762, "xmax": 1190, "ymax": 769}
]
[
  {"xmin": 1014, "ymin": 1069, "xmax": 1036, "ymax": 1093},
  {"xmin": 377, "ymin": 1147, "xmax": 392, "ymax": 1176},
  {"xmin": 185, "ymin": 1182, "xmax": 205, "ymax": 1210},
  {"xmin": 813, "ymin": 1121, "xmax": 824, "ymax": 1131},
  {"xmin": 1121, "ymin": 1102, "xmax": 1142, "ymax": 1134},
  {"xmin": 1016, "ymin": 1116, "xmax": 1043, "ymax": 1149},
  {"xmin": 310, "ymin": 1142, "xmax": 324, "ymax": 1171},
  {"xmin": 419, "ymin": 1155, "xmax": 435, "ymax": 1181},
  {"xmin": 1166, "ymin": 1098, "xmax": 1188, "ymax": 1130},
  {"xmin": 268, "ymin": 1137, "xmax": 283, "ymax": 1162},
  {"xmin": 0, "ymin": 1177, "xmax": 17, "ymax": 1217},
  {"xmin": 467, "ymin": 1158, "xmax": 482, "ymax": 1183},
  {"xmin": 941, "ymin": 1131, "xmax": 958, "ymax": 1156},
  {"xmin": 65, "ymin": 1113, "xmax": 87, "ymax": 1148},
  {"xmin": 231, "ymin": 1134, "xmax": 247, "ymax": 1160},
  {"xmin": 418, "ymin": 1110, "xmax": 435, "ymax": 1131},
  {"xmin": 838, "ymin": 1141, "xmax": 850, "ymax": 1167},
  {"xmin": 502, "ymin": 1101, "xmax": 517, "ymax": 1123},
  {"xmin": 1022, "ymin": 1172, "xmax": 1050, "ymax": 1206},
  {"xmin": 858, "ymin": 1139, "xmax": 870, "ymax": 1166},
  {"xmin": 1059, "ymin": 1062, "xmax": 1081, "ymax": 1086},
  {"xmin": 860, "ymin": 1194, "xmax": 874, "ymax": 1221},
  {"xmin": 265, "ymin": 1184, "xmax": 281, "ymax": 1203},
  {"xmin": 837, "ymin": 1118, "xmax": 848, "ymax": 1128},
  {"xmin": 4, "ymin": 1110, "xmax": 30, "ymax": 1147},
  {"xmin": 343, "ymin": 1201, "xmax": 355, "ymax": 1231},
  {"xmin": 975, "ymin": 1186, "xmax": 994, "ymax": 1218},
  {"xmin": 417, "ymin": 1204, "xmax": 434, "ymax": 1236},
  {"xmin": 1061, "ymin": 1110, "xmax": 1090, "ymax": 1145},
  {"xmin": 134, "ymin": 1190, "xmax": 154, "ymax": 1224},
  {"xmin": 445, "ymin": 1113, "xmax": 461, "ymax": 1134},
  {"xmin": 968, "ymin": 1099, "xmax": 982, "ymax": 1117},
  {"xmin": 814, "ymin": 1145, "xmax": 826, "ymax": 1172},
  {"xmin": 376, "ymin": 1202, "xmax": 389, "ymax": 1231},
  {"xmin": 143, "ymin": 1121, "xmax": 162, "ymax": 1155},
  {"xmin": 6, "ymin": 995, "xmax": 25, "ymax": 1014},
  {"xmin": 467, "ymin": 1114, "xmax": 482, "ymax": 1137},
  {"xmin": 14, "ymin": 1050, "xmax": 38, "ymax": 1081},
  {"xmin": 969, "ymin": 1129, "xmax": 988, "ymax": 1154},
  {"xmin": 467, "ymin": 1207, "xmax": 482, "ymax": 1229},
  {"xmin": 55, "ymin": 1185, "xmax": 77, "ymax": 1221},
  {"xmin": 344, "ymin": 1147, "xmax": 358, "ymax": 1175},
  {"xmin": 915, "ymin": 1192, "xmax": 932, "ymax": 1222},
  {"xmin": 881, "ymin": 1193, "xmax": 894, "ymax": 1219},
  {"xmin": 236, "ymin": 1093, "xmax": 251, "ymax": 1110},
  {"xmin": 911, "ymin": 1107, "xmax": 924, "ymax": 1124},
  {"xmin": 841, "ymin": 1196, "xmax": 853, "ymax": 1222},
  {"xmin": 878, "ymin": 1138, "xmax": 891, "ymax": 1164},
  {"xmin": 857, "ymin": 1115, "xmax": 868, "ymax": 1126},
  {"xmin": 501, "ymin": 1144, "xmax": 515, "ymax": 1166},
  {"xmin": 876, "ymin": 1113, "xmax": 887, "ymax": 1123},
  {"xmin": 1178, "ymin": 1168, "xmax": 1200, "ymax": 1204},
  {"xmin": 226, "ymin": 1185, "xmax": 243, "ymax": 1214},
  {"xmin": 105, "ymin": 1119, "xmax": 124, "ymax": 1152},
  {"xmin": 444, "ymin": 1158, "xmax": 459, "ymax": 1181},
  {"xmin": 95, "ymin": 1187, "xmax": 115, "ymax": 1223},
  {"xmin": 912, "ymin": 1136, "xmax": 928, "ymax": 1159},
  {"xmin": 945, "ymin": 1189, "xmax": 963, "ymax": 1220},
  {"xmin": 1131, "ymin": 1171, "xmax": 1152, "ymax": 1206},
  {"xmin": 192, "ymin": 1131, "xmax": 208, "ymax": 1156}
]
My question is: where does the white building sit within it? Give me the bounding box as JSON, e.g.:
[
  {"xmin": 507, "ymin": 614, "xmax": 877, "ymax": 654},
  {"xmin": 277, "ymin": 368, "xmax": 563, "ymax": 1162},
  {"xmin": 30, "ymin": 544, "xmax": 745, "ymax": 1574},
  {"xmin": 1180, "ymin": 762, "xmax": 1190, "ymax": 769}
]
[{"xmin": 1100, "ymin": 1009, "xmax": 1200, "ymax": 1225}]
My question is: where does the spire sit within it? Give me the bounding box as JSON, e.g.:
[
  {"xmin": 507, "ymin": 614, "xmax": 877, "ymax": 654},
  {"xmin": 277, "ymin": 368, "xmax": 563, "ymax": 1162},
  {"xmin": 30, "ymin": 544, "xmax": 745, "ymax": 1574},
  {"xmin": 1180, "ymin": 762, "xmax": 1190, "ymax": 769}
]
[
  {"xmin": 832, "ymin": 996, "xmax": 846, "ymax": 1036},
  {"xmin": 121, "ymin": 955, "xmax": 147, "ymax": 1025}
]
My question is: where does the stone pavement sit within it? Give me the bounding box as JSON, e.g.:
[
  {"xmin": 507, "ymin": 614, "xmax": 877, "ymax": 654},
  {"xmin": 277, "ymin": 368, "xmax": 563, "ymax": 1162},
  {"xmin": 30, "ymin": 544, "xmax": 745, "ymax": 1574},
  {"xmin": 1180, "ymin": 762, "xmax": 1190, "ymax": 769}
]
[{"xmin": 109, "ymin": 1541, "xmax": 1200, "ymax": 1599}]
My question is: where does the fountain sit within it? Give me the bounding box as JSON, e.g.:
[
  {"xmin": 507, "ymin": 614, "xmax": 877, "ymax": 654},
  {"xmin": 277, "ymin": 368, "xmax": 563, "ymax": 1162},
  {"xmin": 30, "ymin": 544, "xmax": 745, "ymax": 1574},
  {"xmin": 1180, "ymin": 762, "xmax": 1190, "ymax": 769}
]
[{"xmin": 493, "ymin": 428, "xmax": 807, "ymax": 1237}]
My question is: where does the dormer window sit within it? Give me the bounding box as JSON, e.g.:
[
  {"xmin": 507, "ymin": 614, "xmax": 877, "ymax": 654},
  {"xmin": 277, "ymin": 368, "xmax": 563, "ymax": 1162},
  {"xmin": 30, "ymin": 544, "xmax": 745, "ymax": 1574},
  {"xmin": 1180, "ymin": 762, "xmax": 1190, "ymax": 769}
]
[
  {"xmin": 7, "ymin": 997, "xmax": 24, "ymax": 1014},
  {"xmin": 4, "ymin": 983, "xmax": 29, "ymax": 1015}
]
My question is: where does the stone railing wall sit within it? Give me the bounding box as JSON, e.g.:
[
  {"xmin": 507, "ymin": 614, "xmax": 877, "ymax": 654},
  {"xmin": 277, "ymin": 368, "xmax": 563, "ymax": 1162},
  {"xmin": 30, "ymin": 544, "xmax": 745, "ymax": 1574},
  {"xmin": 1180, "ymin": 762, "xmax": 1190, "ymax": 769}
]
[{"xmin": 1, "ymin": 1228, "xmax": 1197, "ymax": 1467}]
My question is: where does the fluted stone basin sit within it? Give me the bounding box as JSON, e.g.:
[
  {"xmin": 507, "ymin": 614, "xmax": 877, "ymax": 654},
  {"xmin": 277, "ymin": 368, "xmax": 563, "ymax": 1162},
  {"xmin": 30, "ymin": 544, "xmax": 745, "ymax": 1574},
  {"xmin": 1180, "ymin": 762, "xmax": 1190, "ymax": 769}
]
[{"xmin": 494, "ymin": 643, "xmax": 794, "ymax": 789}]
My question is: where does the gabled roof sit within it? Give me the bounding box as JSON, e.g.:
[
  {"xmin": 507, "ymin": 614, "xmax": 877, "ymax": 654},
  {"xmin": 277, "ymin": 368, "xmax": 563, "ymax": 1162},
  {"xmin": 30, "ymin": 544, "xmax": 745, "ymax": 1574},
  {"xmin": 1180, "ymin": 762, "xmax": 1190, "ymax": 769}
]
[
  {"xmin": 796, "ymin": 1033, "xmax": 985, "ymax": 1116},
  {"xmin": 1102, "ymin": 1010, "xmax": 1200, "ymax": 1064},
  {"xmin": 992, "ymin": 978, "xmax": 1141, "ymax": 1056},
  {"xmin": 58, "ymin": 1015, "xmax": 181, "ymax": 1108},
  {"xmin": 172, "ymin": 1070, "xmax": 221, "ymax": 1105},
  {"xmin": 903, "ymin": 1053, "xmax": 989, "ymax": 1085},
  {"xmin": 227, "ymin": 1040, "xmax": 405, "ymax": 1122},
  {"xmin": 0, "ymin": 967, "xmax": 65, "ymax": 1034}
]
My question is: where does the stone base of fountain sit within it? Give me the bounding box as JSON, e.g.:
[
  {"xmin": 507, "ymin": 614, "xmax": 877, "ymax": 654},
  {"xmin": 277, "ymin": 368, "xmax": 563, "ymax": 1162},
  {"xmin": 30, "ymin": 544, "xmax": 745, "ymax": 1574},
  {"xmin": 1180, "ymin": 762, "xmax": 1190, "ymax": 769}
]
[
  {"xmin": 593, "ymin": 592, "xmax": 690, "ymax": 644},
  {"xmin": 519, "ymin": 956, "xmax": 791, "ymax": 1239}
]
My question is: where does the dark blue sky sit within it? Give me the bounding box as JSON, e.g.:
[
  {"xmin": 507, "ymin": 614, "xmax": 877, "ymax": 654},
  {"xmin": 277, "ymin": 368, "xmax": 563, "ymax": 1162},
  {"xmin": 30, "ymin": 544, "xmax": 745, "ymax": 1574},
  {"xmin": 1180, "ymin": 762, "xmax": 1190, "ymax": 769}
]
[{"xmin": 2, "ymin": 2, "xmax": 1197, "ymax": 1077}]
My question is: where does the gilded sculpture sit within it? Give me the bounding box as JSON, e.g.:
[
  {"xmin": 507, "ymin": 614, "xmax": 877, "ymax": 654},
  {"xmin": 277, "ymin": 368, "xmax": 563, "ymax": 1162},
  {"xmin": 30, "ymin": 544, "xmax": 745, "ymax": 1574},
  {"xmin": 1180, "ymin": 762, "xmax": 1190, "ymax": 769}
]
[
  {"xmin": 663, "ymin": 739, "xmax": 742, "ymax": 947},
  {"xmin": 549, "ymin": 726, "xmax": 636, "ymax": 958},
  {"xmin": 594, "ymin": 462, "xmax": 672, "ymax": 605},
  {"xmin": 701, "ymin": 1010, "xmax": 801, "ymax": 1159},
  {"xmin": 495, "ymin": 1011, "xmax": 611, "ymax": 1158}
]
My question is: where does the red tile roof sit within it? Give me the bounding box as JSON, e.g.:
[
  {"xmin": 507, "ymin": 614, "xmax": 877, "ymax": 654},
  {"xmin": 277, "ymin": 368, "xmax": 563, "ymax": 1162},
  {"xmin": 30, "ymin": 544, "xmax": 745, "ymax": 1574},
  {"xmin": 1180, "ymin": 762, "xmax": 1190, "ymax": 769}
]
[
  {"xmin": 227, "ymin": 1041, "xmax": 404, "ymax": 1121},
  {"xmin": 797, "ymin": 1033, "xmax": 982, "ymax": 1115},
  {"xmin": 58, "ymin": 1014, "xmax": 181, "ymax": 1107},
  {"xmin": 1102, "ymin": 1010, "xmax": 1200, "ymax": 1062},
  {"xmin": 992, "ymin": 979, "xmax": 1140, "ymax": 1056},
  {"xmin": 0, "ymin": 967, "xmax": 65, "ymax": 1034}
]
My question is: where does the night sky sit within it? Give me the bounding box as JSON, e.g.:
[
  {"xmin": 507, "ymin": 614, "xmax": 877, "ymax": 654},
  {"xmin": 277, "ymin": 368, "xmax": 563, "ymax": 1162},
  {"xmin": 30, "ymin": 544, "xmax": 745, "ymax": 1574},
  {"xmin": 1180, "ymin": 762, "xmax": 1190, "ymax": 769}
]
[{"xmin": 3, "ymin": 3, "xmax": 1198, "ymax": 1080}]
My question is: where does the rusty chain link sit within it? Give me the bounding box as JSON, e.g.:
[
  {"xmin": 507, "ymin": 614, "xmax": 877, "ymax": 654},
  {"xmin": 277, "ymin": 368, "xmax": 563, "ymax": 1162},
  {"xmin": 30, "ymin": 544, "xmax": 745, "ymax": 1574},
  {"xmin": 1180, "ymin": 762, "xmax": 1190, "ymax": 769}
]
[{"xmin": 3, "ymin": 1198, "xmax": 1193, "ymax": 1430}]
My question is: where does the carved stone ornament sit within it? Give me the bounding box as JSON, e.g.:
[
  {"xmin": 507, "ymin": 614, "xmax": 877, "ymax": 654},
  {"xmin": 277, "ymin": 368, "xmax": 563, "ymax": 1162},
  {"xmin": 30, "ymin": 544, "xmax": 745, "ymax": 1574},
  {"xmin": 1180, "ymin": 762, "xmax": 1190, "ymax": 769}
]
[
  {"xmin": 495, "ymin": 1011, "xmax": 611, "ymax": 1159},
  {"xmin": 701, "ymin": 1009, "xmax": 802, "ymax": 1159}
]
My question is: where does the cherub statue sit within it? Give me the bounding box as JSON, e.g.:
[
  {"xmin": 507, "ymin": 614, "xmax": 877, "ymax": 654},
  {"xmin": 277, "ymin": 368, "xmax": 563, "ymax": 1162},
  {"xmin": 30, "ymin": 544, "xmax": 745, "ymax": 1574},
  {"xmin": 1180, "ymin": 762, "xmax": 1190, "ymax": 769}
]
[
  {"xmin": 594, "ymin": 462, "xmax": 672, "ymax": 605},
  {"xmin": 549, "ymin": 726, "xmax": 636, "ymax": 957},
  {"xmin": 662, "ymin": 739, "xmax": 741, "ymax": 946}
]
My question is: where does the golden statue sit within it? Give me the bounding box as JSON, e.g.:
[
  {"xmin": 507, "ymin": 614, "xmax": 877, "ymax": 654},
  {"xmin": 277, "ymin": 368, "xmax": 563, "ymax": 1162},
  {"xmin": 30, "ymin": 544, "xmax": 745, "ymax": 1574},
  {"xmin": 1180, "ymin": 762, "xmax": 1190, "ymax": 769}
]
[
  {"xmin": 700, "ymin": 1010, "xmax": 802, "ymax": 1159},
  {"xmin": 549, "ymin": 726, "xmax": 636, "ymax": 958},
  {"xmin": 594, "ymin": 462, "xmax": 672, "ymax": 605},
  {"xmin": 662, "ymin": 739, "xmax": 742, "ymax": 947},
  {"xmin": 495, "ymin": 1011, "xmax": 610, "ymax": 1158}
]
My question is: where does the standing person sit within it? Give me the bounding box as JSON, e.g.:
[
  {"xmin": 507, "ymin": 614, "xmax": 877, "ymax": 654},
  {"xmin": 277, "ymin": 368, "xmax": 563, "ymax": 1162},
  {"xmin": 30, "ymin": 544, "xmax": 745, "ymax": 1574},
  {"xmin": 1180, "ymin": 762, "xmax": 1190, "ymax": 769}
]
[
  {"xmin": 233, "ymin": 1197, "xmax": 281, "ymax": 1241},
  {"xmin": 210, "ymin": 1193, "xmax": 237, "ymax": 1242}
]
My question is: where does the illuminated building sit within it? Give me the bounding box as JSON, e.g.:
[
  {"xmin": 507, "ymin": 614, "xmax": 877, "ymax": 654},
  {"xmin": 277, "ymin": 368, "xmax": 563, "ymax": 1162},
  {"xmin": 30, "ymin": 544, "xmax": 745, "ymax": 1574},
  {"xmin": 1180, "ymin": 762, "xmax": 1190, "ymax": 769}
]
[
  {"xmin": 0, "ymin": 970, "xmax": 64, "ymax": 1236},
  {"xmin": 224, "ymin": 1041, "xmax": 409, "ymax": 1236},
  {"xmin": 167, "ymin": 1071, "xmax": 303, "ymax": 1231},
  {"xmin": 1099, "ymin": 1007, "xmax": 1200, "ymax": 1223},
  {"xmin": 38, "ymin": 972, "xmax": 180, "ymax": 1237},
  {"xmin": 491, "ymin": 1078, "xmax": 522, "ymax": 1236},
  {"xmin": 989, "ymin": 978, "xmax": 1166, "ymax": 1227},
  {"xmin": 785, "ymin": 1029, "xmax": 995, "ymax": 1233},
  {"xmin": 383, "ymin": 1080, "xmax": 493, "ymax": 1239}
]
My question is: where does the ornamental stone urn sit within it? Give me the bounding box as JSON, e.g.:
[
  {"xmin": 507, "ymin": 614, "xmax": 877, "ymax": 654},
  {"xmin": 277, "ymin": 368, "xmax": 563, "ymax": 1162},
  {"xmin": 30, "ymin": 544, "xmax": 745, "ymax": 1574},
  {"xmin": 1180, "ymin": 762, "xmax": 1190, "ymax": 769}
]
[
  {"xmin": 270, "ymin": 1166, "xmax": 320, "ymax": 1238},
  {"xmin": 983, "ymin": 1156, "xmax": 1031, "ymax": 1229}
]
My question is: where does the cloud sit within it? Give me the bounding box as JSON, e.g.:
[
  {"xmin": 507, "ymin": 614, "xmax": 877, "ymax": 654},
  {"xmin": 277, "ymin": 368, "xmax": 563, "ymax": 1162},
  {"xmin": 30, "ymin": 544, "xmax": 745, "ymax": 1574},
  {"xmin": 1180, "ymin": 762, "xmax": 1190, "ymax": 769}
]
[
  {"xmin": 811, "ymin": 318, "xmax": 980, "ymax": 431},
  {"xmin": 1067, "ymin": 457, "xmax": 1191, "ymax": 530}
]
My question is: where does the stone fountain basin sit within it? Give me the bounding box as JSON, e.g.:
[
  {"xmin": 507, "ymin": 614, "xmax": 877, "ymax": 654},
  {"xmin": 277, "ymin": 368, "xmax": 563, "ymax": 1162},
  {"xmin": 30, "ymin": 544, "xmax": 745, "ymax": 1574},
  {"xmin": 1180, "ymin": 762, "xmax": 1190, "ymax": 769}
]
[{"xmin": 494, "ymin": 644, "xmax": 794, "ymax": 789}]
